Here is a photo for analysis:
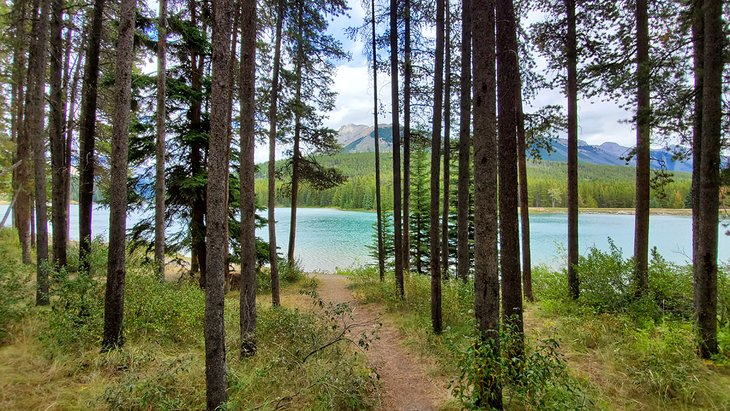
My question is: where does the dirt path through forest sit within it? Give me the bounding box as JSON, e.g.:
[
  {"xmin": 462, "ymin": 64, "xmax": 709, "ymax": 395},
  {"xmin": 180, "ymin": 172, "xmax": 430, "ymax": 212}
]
[{"xmin": 308, "ymin": 274, "xmax": 451, "ymax": 411}]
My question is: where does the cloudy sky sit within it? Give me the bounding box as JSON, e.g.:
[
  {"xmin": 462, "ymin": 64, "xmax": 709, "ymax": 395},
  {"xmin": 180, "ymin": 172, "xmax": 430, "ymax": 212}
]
[
  {"xmin": 316, "ymin": 1, "xmax": 636, "ymax": 156},
  {"xmin": 144, "ymin": 0, "xmax": 637, "ymax": 163}
]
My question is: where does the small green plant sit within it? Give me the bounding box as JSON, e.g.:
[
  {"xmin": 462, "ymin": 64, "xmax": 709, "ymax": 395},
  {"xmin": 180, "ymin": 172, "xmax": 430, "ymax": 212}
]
[
  {"xmin": 451, "ymin": 325, "xmax": 592, "ymax": 410},
  {"xmin": 40, "ymin": 268, "xmax": 105, "ymax": 355}
]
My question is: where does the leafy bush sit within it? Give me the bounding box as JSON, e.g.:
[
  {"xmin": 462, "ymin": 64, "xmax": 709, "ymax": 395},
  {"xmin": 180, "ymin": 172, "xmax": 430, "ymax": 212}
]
[
  {"xmin": 531, "ymin": 265, "xmax": 569, "ymax": 301},
  {"xmin": 451, "ymin": 325, "xmax": 592, "ymax": 410},
  {"xmin": 41, "ymin": 269, "xmax": 105, "ymax": 355},
  {"xmin": 574, "ymin": 240, "xmax": 634, "ymax": 313},
  {"xmin": 647, "ymin": 251, "xmax": 694, "ymax": 320}
]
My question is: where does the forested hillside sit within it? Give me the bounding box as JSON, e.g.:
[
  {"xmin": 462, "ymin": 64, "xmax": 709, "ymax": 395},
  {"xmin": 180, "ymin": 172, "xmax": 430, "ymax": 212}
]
[{"xmin": 255, "ymin": 152, "xmax": 692, "ymax": 210}]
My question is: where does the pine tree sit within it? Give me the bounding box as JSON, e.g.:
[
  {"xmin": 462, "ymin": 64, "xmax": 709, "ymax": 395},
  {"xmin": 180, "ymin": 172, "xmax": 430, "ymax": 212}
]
[
  {"xmin": 239, "ymin": 0, "xmax": 258, "ymax": 359},
  {"xmin": 154, "ymin": 0, "xmax": 168, "ymax": 280},
  {"xmin": 473, "ymin": 0, "xmax": 501, "ymax": 405},
  {"xmin": 102, "ymin": 0, "xmax": 136, "ymax": 349},
  {"xmin": 456, "ymin": 0, "xmax": 472, "ymax": 283},
  {"xmin": 204, "ymin": 0, "xmax": 232, "ymax": 404}
]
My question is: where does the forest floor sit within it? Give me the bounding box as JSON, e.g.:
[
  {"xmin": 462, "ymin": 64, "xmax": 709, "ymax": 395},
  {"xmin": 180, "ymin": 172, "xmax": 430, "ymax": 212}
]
[{"xmin": 283, "ymin": 274, "xmax": 454, "ymax": 411}]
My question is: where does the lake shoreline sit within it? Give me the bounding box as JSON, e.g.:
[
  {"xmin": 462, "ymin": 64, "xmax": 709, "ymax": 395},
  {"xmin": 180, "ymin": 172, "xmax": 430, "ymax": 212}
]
[{"xmin": 273, "ymin": 205, "xmax": 692, "ymax": 216}]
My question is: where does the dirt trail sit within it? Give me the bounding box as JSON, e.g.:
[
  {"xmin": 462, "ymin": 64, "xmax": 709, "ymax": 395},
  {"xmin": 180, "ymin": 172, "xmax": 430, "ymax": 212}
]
[{"xmin": 310, "ymin": 274, "xmax": 451, "ymax": 411}]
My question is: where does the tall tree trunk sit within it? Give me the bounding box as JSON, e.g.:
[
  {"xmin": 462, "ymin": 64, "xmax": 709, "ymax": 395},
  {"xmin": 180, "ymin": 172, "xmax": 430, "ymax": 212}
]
[
  {"xmin": 65, "ymin": 38, "xmax": 84, "ymax": 242},
  {"xmin": 457, "ymin": 0, "xmax": 471, "ymax": 284},
  {"xmin": 691, "ymin": 0, "xmax": 703, "ymax": 272},
  {"xmin": 473, "ymin": 0, "xmax": 501, "ymax": 406},
  {"xmin": 239, "ymin": 0, "xmax": 257, "ymax": 357},
  {"xmin": 496, "ymin": 0, "xmax": 523, "ymax": 353},
  {"xmin": 430, "ymin": 0, "xmax": 445, "ymax": 335},
  {"xmin": 50, "ymin": 0, "xmax": 67, "ymax": 268},
  {"xmin": 566, "ymin": 0, "xmax": 579, "ymax": 300},
  {"xmin": 12, "ymin": 0, "xmax": 31, "ymax": 265},
  {"xmin": 633, "ymin": 0, "xmax": 650, "ymax": 295},
  {"xmin": 205, "ymin": 0, "xmax": 232, "ymax": 404},
  {"xmin": 516, "ymin": 73, "xmax": 532, "ymax": 301},
  {"xmin": 267, "ymin": 0, "xmax": 284, "ymax": 306},
  {"xmin": 155, "ymin": 0, "xmax": 168, "ymax": 280},
  {"xmin": 30, "ymin": 195, "xmax": 35, "ymax": 248},
  {"xmin": 78, "ymin": 0, "xmax": 107, "ymax": 272},
  {"xmin": 694, "ymin": 0, "xmax": 723, "ymax": 359},
  {"xmin": 190, "ymin": 0, "xmax": 207, "ymax": 287},
  {"xmin": 372, "ymin": 0, "xmax": 385, "ymax": 281},
  {"xmin": 102, "ymin": 0, "xmax": 136, "ymax": 349},
  {"xmin": 26, "ymin": 0, "xmax": 51, "ymax": 305},
  {"xmin": 402, "ymin": 0, "xmax": 411, "ymax": 275},
  {"xmin": 390, "ymin": 0, "xmax": 404, "ymax": 298},
  {"xmin": 441, "ymin": 0, "xmax": 451, "ymax": 280},
  {"xmin": 287, "ymin": 1, "xmax": 305, "ymax": 265}
]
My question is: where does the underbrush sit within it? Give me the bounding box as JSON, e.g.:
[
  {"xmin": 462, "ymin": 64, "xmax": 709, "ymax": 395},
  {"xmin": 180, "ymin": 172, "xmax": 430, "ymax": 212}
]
[
  {"xmin": 0, "ymin": 229, "xmax": 31, "ymax": 344},
  {"xmin": 343, "ymin": 267, "xmax": 593, "ymax": 410},
  {"xmin": 345, "ymin": 245, "xmax": 730, "ymax": 410},
  {"xmin": 532, "ymin": 246, "xmax": 730, "ymax": 409},
  {"xmin": 0, "ymin": 229, "xmax": 375, "ymax": 410}
]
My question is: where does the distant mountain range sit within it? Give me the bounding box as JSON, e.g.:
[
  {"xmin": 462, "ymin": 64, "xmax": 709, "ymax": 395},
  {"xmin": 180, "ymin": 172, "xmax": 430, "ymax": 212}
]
[{"xmin": 335, "ymin": 124, "xmax": 693, "ymax": 173}]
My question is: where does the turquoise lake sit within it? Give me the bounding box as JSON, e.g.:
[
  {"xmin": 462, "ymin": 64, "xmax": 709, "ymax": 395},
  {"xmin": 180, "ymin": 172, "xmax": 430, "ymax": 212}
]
[{"xmin": 2, "ymin": 205, "xmax": 728, "ymax": 272}]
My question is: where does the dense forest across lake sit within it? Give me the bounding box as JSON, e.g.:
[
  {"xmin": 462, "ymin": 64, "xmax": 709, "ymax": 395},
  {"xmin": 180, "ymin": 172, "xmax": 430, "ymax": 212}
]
[{"xmin": 255, "ymin": 152, "xmax": 692, "ymax": 210}]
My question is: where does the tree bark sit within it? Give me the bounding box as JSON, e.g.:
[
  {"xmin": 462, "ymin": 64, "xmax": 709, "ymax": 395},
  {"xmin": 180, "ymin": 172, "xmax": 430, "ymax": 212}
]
[
  {"xmin": 496, "ymin": 0, "xmax": 523, "ymax": 352},
  {"xmin": 566, "ymin": 0, "xmax": 579, "ymax": 300},
  {"xmin": 78, "ymin": 0, "xmax": 107, "ymax": 272},
  {"xmin": 267, "ymin": 0, "xmax": 284, "ymax": 306},
  {"xmin": 457, "ymin": 0, "xmax": 471, "ymax": 284},
  {"xmin": 190, "ymin": 0, "xmax": 207, "ymax": 287},
  {"xmin": 239, "ymin": 0, "xmax": 257, "ymax": 357},
  {"xmin": 473, "ymin": 0, "xmax": 501, "ymax": 405},
  {"xmin": 26, "ymin": 0, "xmax": 51, "ymax": 305},
  {"xmin": 691, "ymin": 0, "xmax": 703, "ymax": 273},
  {"xmin": 155, "ymin": 0, "xmax": 168, "ymax": 280},
  {"xmin": 102, "ymin": 0, "xmax": 136, "ymax": 349},
  {"xmin": 402, "ymin": 0, "xmax": 411, "ymax": 275},
  {"xmin": 50, "ymin": 0, "xmax": 67, "ymax": 268},
  {"xmin": 372, "ymin": 0, "xmax": 385, "ymax": 281},
  {"xmin": 390, "ymin": 0, "xmax": 404, "ymax": 298},
  {"xmin": 12, "ymin": 0, "xmax": 31, "ymax": 265},
  {"xmin": 431, "ymin": 0, "xmax": 445, "ymax": 334},
  {"xmin": 441, "ymin": 0, "xmax": 452, "ymax": 281},
  {"xmin": 633, "ymin": 0, "xmax": 650, "ymax": 295},
  {"xmin": 65, "ymin": 34, "xmax": 84, "ymax": 242},
  {"xmin": 516, "ymin": 72, "xmax": 532, "ymax": 302},
  {"xmin": 694, "ymin": 0, "xmax": 723, "ymax": 359},
  {"xmin": 205, "ymin": 0, "xmax": 232, "ymax": 404},
  {"xmin": 287, "ymin": 1, "xmax": 305, "ymax": 266}
]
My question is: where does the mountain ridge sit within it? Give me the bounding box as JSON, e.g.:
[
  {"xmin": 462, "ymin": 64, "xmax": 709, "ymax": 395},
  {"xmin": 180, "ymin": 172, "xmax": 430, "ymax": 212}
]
[{"xmin": 335, "ymin": 124, "xmax": 693, "ymax": 173}]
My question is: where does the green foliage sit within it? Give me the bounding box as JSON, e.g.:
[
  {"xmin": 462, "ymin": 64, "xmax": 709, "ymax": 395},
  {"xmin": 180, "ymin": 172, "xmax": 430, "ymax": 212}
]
[
  {"xmin": 0, "ymin": 229, "xmax": 30, "ymax": 343},
  {"xmin": 123, "ymin": 274, "xmax": 205, "ymax": 345},
  {"xmin": 451, "ymin": 329, "xmax": 591, "ymax": 410},
  {"xmin": 573, "ymin": 240, "xmax": 635, "ymax": 313},
  {"xmin": 256, "ymin": 153, "xmax": 692, "ymax": 210},
  {"xmin": 367, "ymin": 212, "xmax": 394, "ymax": 270},
  {"xmin": 41, "ymin": 270, "xmax": 105, "ymax": 354}
]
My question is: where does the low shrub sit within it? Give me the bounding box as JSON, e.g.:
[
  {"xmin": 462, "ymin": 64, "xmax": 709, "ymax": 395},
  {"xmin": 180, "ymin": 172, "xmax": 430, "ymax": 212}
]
[
  {"xmin": 0, "ymin": 228, "xmax": 31, "ymax": 343},
  {"xmin": 40, "ymin": 269, "xmax": 105, "ymax": 355},
  {"xmin": 451, "ymin": 325, "xmax": 592, "ymax": 410},
  {"xmin": 124, "ymin": 274, "xmax": 205, "ymax": 346}
]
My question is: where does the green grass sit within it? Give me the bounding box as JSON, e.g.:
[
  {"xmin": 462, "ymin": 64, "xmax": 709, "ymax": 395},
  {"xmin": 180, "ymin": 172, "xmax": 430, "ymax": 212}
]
[
  {"xmin": 341, "ymin": 253, "xmax": 730, "ymax": 410},
  {"xmin": 0, "ymin": 228, "xmax": 376, "ymax": 410}
]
